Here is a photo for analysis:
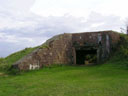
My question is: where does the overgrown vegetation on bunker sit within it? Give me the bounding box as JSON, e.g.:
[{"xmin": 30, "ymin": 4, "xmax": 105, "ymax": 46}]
[
  {"xmin": 102, "ymin": 33, "xmax": 128, "ymax": 69},
  {"xmin": 119, "ymin": 34, "xmax": 128, "ymax": 57}
]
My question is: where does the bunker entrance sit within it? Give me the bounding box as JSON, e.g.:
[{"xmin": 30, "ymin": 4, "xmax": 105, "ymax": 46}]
[{"xmin": 76, "ymin": 49, "xmax": 97, "ymax": 65}]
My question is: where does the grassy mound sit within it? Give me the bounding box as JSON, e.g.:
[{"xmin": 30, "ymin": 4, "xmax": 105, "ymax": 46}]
[{"xmin": 0, "ymin": 47, "xmax": 38, "ymax": 72}]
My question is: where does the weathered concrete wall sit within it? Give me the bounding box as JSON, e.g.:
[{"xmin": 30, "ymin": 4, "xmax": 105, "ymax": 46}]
[
  {"xmin": 72, "ymin": 31, "xmax": 120, "ymax": 63},
  {"xmin": 13, "ymin": 33, "xmax": 73, "ymax": 71},
  {"xmin": 12, "ymin": 31, "xmax": 120, "ymax": 71}
]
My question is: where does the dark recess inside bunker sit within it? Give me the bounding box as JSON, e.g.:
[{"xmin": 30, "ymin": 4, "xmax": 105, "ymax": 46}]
[{"xmin": 76, "ymin": 49, "xmax": 97, "ymax": 65}]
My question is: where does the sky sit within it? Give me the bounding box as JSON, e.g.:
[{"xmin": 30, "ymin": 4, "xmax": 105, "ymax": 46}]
[{"xmin": 0, "ymin": 0, "xmax": 128, "ymax": 57}]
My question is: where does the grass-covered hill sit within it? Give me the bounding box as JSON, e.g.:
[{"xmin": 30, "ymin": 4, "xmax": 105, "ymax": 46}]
[
  {"xmin": 0, "ymin": 33, "xmax": 128, "ymax": 96},
  {"xmin": 0, "ymin": 46, "xmax": 39, "ymax": 72}
]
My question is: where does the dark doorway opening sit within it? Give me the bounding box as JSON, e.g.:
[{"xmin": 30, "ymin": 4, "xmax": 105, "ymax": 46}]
[{"xmin": 76, "ymin": 49, "xmax": 97, "ymax": 65}]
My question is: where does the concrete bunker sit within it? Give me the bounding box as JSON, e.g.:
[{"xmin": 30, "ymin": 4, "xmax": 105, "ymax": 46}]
[{"xmin": 12, "ymin": 31, "xmax": 121, "ymax": 71}]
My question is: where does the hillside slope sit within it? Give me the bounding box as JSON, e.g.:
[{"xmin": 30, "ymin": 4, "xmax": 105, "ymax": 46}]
[{"xmin": 0, "ymin": 47, "xmax": 38, "ymax": 72}]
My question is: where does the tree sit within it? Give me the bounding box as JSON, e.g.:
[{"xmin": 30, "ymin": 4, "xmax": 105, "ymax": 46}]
[{"xmin": 120, "ymin": 19, "xmax": 128, "ymax": 34}]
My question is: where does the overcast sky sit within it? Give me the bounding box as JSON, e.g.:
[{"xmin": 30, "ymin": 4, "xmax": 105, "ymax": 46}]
[{"xmin": 0, "ymin": 0, "xmax": 127, "ymax": 57}]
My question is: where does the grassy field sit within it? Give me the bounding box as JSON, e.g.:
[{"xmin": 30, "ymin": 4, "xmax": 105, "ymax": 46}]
[{"xmin": 0, "ymin": 56, "xmax": 128, "ymax": 96}]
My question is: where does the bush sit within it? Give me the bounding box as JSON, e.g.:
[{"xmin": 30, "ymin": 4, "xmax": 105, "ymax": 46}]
[
  {"xmin": 119, "ymin": 34, "xmax": 128, "ymax": 58},
  {"xmin": 8, "ymin": 68, "xmax": 20, "ymax": 75},
  {"xmin": 0, "ymin": 58, "xmax": 7, "ymax": 70}
]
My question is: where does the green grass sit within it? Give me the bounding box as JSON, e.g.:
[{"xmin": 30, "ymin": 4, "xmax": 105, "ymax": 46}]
[
  {"xmin": 0, "ymin": 56, "xmax": 128, "ymax": 96},
  {"xmin": 5, "ymin": 47, "xmax": 37, "ymax": 65},
  {"xmin": 0, "ymin": 47, "xmax": 38, "ymax": 71},
  {"xmin": 0, "ymin": 43, "xmax": 48, "ymax": 72}
]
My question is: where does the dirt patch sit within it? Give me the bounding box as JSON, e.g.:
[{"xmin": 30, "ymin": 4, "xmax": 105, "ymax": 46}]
[{"xmin": 0, "ymin": 72, "xmax": 7, "ymax": 77}]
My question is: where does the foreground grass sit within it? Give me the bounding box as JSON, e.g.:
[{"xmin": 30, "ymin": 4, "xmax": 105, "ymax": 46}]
[{"xmin": 0, "ymin": 63, "xmax": 128, "ymax": 96}]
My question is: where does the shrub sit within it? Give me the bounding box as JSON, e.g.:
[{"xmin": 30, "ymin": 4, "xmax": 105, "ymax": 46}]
[
  {"xmin": 39, "ymin": 43, "xmax": 49, "ymax": 49},
  {"xmin": 0, "ymin": 58, "xmax": 7, "ymax": 70},
  {"xmin": 8, "ymin": 68, "xmax": 20, "ymax": 75},
  {"xmin": 119, "ymin": 34, "xmax": 128, "ymax": 58}
]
